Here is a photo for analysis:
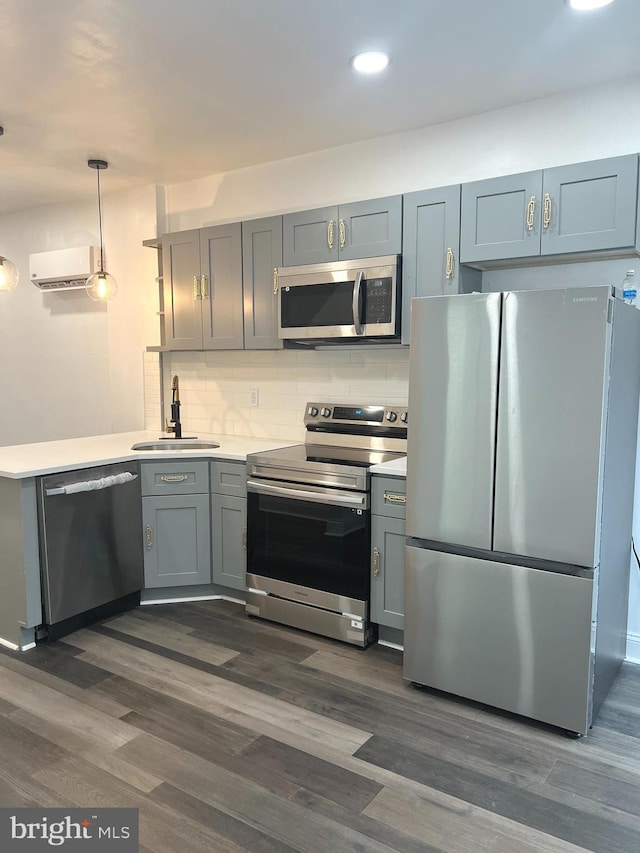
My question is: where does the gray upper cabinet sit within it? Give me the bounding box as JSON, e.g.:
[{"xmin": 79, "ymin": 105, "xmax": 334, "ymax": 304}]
[
  {"xmin": 461, "ymin": 155, "xmax": 639, "ymax": 266},
  {"xmin": 401, "ymin": 185, "xmax": 461, "ymax": 345},
  {"xmin": 200, "ymin": 223, "xmax": 244, "ymax": 349},
  {"xmin": 242, "ymin": 216, "xmax": 283, "ymax": 350},
  {"xmin": 282, "ymin": 196, "xmax": 402, "ymax": 266},
  {"xmin": 162, "ymin": 223, "xmax": 243, "ymax": 350},
  {"xmin": 338, "ymin": 196, "xmax": 402, "ymax": 261},
  {"xmin": 461, "ymin": 171, "xmax": 543, "ymax": 264},
  {"xmin": 283, "ymin": 206, "xmax": 339, "ymax": 265},
  {"xmin": 540, "ymin": 156, "xmax": 639, "ymax": 255},
  {"xmin": 161, "ymin": 229, "xmax": 203, "ymax": 350}
]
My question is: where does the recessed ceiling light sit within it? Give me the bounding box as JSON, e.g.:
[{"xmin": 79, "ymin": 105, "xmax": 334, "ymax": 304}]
[
  {"xmin": 567, "ymin": 0, "xmax": 615, "ymax": 10},
  {"xmin": 350, "ymin": 51, "xmax": 390, "ymax": 75}
]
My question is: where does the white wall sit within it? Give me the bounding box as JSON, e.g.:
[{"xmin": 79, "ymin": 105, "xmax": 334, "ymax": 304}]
[
  {"xmin": 0, "ymin": 184, "xmax": 160, "ymax": 445},
  {"xmin": 165, "ymin": 76, "xmax": 640, "ymax": 230}
]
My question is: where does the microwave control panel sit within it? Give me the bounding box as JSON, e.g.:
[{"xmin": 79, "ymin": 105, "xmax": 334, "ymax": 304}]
[{"xmin": 363, "ymin": 278, "xmax": 392, "ymax": 323}]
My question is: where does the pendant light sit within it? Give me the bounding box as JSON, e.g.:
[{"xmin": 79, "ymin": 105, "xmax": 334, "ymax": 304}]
[
  {"xmin": 85, "ymin": 159, "xmax": 117, "ymax": 301},
  {"xmin": 0, "ymin": 126, "xmax": 19, "ymax": 292},
  {"xmin": 0, "ymin": 256, "xmax": 19, "ymax": 292}
]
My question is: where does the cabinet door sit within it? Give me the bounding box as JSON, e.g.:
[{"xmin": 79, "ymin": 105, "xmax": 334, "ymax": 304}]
[
  {"xmin": 401, "ymin": 185, "xmax": 461, "ymax": 344},
  {"xmin": 142, "ymin": 494, "xmax": 211, "ymax": 588},
  {"xmin": 460, "ymin": 172, "xmax": 542, "ymax": 264},
  {"xmin": 161, "ymin": 230, "xmax": 203, "ymax": 350},
  {"xmin": 282, "ymin": 206, "xmax": 339, "ymax": 266},
  {"xmin": 371, "ymin": 514, "xmax": 406, "ymax": 630},
  {"xmin": 211, "ymin": 494, "xmax": 246, "ymax": 591},
  {"xmin": 541, "ymin": 155, "xmax": 639, "ymax": 256},
  {"xmin": 338, "ymin": 195, "xmax": 402, "ymax": 261},
  {"xmin": 200, "ymin": 223, "xmax": 244, "ymax": 350},
  {"xmin": 242, "ymin": 216, "xmax": 283, "ymax": 350}
]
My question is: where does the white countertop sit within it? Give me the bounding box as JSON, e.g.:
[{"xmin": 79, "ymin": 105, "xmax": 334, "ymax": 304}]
[
  {"xmin": 0, "ymin": 431, "xmax": 297, "ymax": 479},
  {"xmin": 370, "ymin": 457, "xmax": 407, "ymax": 477}
]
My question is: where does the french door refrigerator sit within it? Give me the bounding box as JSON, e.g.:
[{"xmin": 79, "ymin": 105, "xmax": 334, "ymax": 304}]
[{"xmin": 404, "ymin": 286, "xmax": 640, "ymax": 735}]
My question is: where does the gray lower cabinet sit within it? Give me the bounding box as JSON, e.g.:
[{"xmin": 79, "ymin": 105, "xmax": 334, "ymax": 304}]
[
  {"xmin": 282, "ymin": 196, "xmax": 402, "ymax": 266},
  {"xmin": 211, "ymin": 495, "xmax": 247, "ymax": 591},
  {"xmin": 401, "ymin": 185, "xmax": 461, "ymax": 344},
  {"xmin": 210, "ymin": 460, "xmax": 247, "ymax": 591},
  {"xmin": 460, "ymin": 155, "xmax": 639, "ymax": 265},
  {"xmin": 371, "ymin": 476, "xmax": 406, "ymax": 631},
  {"xmin": 242, "ymin": 216, "xmax": 283, "ymax": 350},
  {"xmin": 162, "ymin": 223, "xmax": 244, "ymax": 350},
  {"xmin": 141, "ymin": 461, "xmax": 211, "ymax": 588}
]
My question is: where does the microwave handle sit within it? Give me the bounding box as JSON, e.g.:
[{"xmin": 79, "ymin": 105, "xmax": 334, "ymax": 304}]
[{"xmin": 353, "ymin": 270, "xmax": 364, "ymax": 335}]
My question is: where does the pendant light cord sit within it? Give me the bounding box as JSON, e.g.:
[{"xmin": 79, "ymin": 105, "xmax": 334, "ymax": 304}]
[{"xmin": 96, "ymin": 166, "xmax": 104, "ymax": 274}]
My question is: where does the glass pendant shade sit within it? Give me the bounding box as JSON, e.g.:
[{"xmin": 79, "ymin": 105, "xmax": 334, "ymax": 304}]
[
  {"xmin": 0, "ymin": 256, "xmax": 19, "ymax": 292},
  {"xmin": 86, "ymin": 270, "xmax": 117, "ymax": 301}
]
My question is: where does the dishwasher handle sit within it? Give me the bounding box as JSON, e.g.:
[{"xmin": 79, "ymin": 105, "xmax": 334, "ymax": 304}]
[{"xmin": 45, "ymin": 471, "xmax": 138, "ymax": 496}]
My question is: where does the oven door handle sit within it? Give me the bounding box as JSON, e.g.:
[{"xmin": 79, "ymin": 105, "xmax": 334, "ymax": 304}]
[
  {"xmin": 352, "ymin": 270, "xmax": 364, "ymax": 335},
  {"xmin": 247, "ymin": 479, "xmax": 367, "ymax": 508}
]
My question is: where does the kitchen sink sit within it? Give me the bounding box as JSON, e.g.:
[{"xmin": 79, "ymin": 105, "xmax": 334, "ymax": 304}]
[{"xmin": 131, "ymin": 440, "xmax": 220, "ymax": 451}]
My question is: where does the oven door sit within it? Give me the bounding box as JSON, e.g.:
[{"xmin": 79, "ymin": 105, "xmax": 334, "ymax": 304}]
[
  {"xmin": 246, "ymin": 479, "xmax": 371, "ymax": 608},
  {"xmin": 277, "ymin": 257, "xmax": 399, "ymax": 340}
]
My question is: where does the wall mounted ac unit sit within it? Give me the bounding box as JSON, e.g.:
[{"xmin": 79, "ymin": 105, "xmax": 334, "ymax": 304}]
[{"xmin": 29, "ymin": 246, "xmax": 100, "ymax": 291}]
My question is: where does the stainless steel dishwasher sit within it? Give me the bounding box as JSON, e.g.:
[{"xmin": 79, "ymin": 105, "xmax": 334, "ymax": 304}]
[{"xmin": 37, "ymin": 461, "xmax": 144, "ymax": 640}]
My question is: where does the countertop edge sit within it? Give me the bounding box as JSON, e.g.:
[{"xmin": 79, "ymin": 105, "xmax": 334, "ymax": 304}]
[{"xmin": 0, "ymin": 432, "xmax": 297, "ymax": 479}]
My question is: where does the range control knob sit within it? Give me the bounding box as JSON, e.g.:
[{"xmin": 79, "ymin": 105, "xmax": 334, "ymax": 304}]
[
  {"xmin": 386, "ymin": 411, "xmax": 398, "ymax": 422},
  {"xmin": 400, "ymin": 411, "xmax": 408, "ymax": 424},
  {"xmin": 321, "ymin": 407, "xmax": 331, "ymax": 418},
  {"xmin": 308, "ymin": 406, "xmax": 319, "ymax": 417}
]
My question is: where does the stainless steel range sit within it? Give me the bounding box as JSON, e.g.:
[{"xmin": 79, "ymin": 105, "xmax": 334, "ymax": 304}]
[{"xmin": 245, "ymin": 402, "xmax": 408, "ymax": 647}]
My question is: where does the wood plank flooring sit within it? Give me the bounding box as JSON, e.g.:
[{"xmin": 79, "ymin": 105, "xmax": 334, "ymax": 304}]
[{"xmin": 0, "ymin": 599, "xmax": 639, "ymax": 853}]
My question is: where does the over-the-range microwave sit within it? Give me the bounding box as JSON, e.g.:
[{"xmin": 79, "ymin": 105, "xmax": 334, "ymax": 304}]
[{"xmin": 277, "ymin": 254, "xmax": 401, "ymax": 344}]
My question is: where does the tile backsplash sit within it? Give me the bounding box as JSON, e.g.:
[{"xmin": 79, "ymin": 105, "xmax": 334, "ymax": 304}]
[{"xmin": 144, "ymin": 347, "xmax": 409, "ymax": 441}]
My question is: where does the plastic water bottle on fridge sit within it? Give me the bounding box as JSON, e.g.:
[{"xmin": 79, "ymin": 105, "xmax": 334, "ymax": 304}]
[{"xmin": 621, "ymin": 270, "xmax": 638, "ymax": 307}]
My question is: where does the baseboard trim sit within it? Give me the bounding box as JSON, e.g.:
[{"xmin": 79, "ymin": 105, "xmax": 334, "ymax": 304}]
[
  {"xmin": 0, "ymin": 636, "xmax": 19, "ymax": 651},
  {"xmin": 626, "ymin": 632, "xmax": 640, "ymax": 664},
  {"xmin": 141, "ymin": 594, "xmax": 245, "ymax": 606}
]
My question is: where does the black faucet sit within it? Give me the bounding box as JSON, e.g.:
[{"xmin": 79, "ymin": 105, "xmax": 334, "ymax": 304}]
[{"xmin": 166, "ymin": 375, "xmax": 182, "ymax": 439}]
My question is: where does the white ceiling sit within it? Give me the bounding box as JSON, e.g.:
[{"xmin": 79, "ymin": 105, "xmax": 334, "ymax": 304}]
[{"xmin": 0, "ymin": 0, "xmax": 639, "ymax": 216}]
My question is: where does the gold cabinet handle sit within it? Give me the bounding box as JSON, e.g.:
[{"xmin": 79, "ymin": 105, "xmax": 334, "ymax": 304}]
[
  {"xmin": 373, "ymin": 546, "xmax": 381, "ymax": 576},
  {"xmin": 445, "ymin": 247, "xmax": 454, "ymax": 280},
  {"xmin": 145, "ymin": 525, "xmax": 153, "ymax": 550},
  {"xmin": 193, "ymin": 275, "xmax": 200, "ymax": 300},
  {"xmin": 328, "ymin": 219, "xmax": 334, "ymax": 250},
  {"xmin": 339, "ymin": 218, "xmax": 346, "ymax": 249},
  {"xmin": 242, "ymin": 527, "xmax": 247, "ymax": 553},
  {"xmin": 526, "ymin": 195, "xmax": 536, "ymax": 231},
  {"xmin": 384, "ymin": 492, "xmax": 406, "ymax": 504},
  {"xmin": 201, "ymin": 273, "xmax": 209, "ymax": 298},
  {"xmin": 273, "ymin": 267, "xmax": 278, "ymax": 294},
  {"xmin": 543, "ymin": 193, "xmax": 552, "ymax": 230}
]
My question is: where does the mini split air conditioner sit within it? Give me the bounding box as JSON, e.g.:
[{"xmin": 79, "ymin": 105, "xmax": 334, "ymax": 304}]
[{"xmin": 29, "ymin": 246, "xmax": 100, "ymax": 291}]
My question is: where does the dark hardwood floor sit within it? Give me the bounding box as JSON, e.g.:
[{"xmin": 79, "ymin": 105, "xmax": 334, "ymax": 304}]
[{"xmin": 1, "ymin": 599, "xmax": 639, "ymax": 852}]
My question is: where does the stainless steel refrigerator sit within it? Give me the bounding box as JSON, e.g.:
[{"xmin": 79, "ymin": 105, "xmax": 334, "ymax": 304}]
[{"xmin": 404, "ymin": 286, "xmax": 640, "ymax": 735}]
